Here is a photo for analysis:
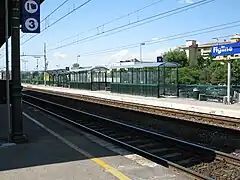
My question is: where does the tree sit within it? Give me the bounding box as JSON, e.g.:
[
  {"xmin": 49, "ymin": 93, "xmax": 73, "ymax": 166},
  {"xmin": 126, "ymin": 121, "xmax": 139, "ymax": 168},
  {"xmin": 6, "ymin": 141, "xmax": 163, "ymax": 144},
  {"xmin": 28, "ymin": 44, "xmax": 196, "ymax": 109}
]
[
  {"xmin": 39, "ymin": 73, "xmax": 44, "ymax": 81},
  {"xmin": 199, "ymin": 67, "xmax": 211, "ymax": 84},
  {"xmin": 178, "ymin": 67, "xmax": 200, "ymax": 84},
  {"xmin": 210, "ymin": 68, "xmax": 227, "ymax": 85},
  {"xmin": 197, "ymin": 55, "xmax": 212, "ymax": 69},
  {"xmin": 232, "ymin": 60, "xmax": 240, "ymax": 85},
  {"xmin": 163, "ymin": 49, "xmax": 188, "ymax": 67},
  {"xmin": 32, "ymin": 71, "xmax": 39, "ymax": 78},
  {"xmin": 162, "ymin": 50, "xmax": 240, "ymax": 85},
  {"xmin": 208, "ymin": 61, "xmax": 227, "ymax": 85}
]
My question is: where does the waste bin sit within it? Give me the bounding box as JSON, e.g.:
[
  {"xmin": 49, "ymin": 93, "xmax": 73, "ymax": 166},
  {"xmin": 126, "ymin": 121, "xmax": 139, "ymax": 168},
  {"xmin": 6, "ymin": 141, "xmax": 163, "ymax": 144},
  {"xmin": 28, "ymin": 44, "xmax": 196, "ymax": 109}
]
[
  {"xmin": 233, "ymin": 91, "xmax": 239, "ymax": 103},
  {"xmin": 193, "ymin": 88, "xmax": 200, "ymax": 100},
  {"xmin": 179, "ymin": 89, "xmax": 184, "ymax": 97}
]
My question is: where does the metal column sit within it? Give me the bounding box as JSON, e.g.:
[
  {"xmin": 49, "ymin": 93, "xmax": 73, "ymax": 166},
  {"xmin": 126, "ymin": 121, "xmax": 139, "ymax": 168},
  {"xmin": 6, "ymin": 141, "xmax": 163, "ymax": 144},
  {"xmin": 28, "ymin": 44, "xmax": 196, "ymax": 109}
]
[
  {"xmin": 139, "ymin": 43, "xmax": 145, "ymax": 63},
  {"xmin": 11, "ymin": 0, "xmax": 27, "ymax": 143},
  {"xmin": 5, "ymin": 0, "xmax": 11, "ymax": 142},
  {"xmin": 176, "ymin": 65, "xmax": 179, "ymax": 97},
  {"xmin": 44, "ymin": 43, "xmax": 47, "ymax": 86},
  {"xmin": 140, "ymin": 45, "xmax": 142, "ymax": 62},
  {"xmin": 227, "ymin": 60, "xmax": 231, "ymax": 104}
]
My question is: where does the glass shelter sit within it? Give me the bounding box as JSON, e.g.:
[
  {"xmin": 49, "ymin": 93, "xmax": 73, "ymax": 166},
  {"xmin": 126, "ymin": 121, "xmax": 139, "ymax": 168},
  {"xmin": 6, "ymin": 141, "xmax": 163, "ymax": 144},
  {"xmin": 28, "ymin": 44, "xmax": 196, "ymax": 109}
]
[{"xmin": 110, "ymin": 62, "xmax": 179, "ymax": 97}]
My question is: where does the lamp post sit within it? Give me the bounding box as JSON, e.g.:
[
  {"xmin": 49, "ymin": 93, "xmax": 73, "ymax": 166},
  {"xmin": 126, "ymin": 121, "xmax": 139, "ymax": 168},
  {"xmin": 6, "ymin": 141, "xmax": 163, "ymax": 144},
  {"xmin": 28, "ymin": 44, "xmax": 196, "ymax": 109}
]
[
  {"xmin": 140, "ymin": 43, "xmax": 145, "ymax": 63},
  {"xmin": 212, "ymin": 38, "xmax": 219, "ymax": 45},
  {"xmin": 21, "ymin": 43, "xmax": 48, "ymax": 86},
  {"xmin": 21, "ymin": 59, "xmax": 28, "ymax": 72},
  {"xmin": 20, "ymin": 59, "xmax": 28, "ymax": 82},
  {"xmin": 77, "ymin": 55, "xmax": 80, "ymax": 64},
  {"xmin": 35, "ymin": 57, "xmax": 39, "ymax": 71}
]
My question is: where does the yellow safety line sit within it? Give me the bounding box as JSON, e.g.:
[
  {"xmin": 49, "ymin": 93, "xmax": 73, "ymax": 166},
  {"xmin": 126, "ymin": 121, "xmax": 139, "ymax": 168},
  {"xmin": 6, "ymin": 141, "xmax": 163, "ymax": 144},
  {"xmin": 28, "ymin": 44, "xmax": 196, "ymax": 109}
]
[{"xmin": 23, "ymin": 113, "xmax": 131, "ymax": 180}]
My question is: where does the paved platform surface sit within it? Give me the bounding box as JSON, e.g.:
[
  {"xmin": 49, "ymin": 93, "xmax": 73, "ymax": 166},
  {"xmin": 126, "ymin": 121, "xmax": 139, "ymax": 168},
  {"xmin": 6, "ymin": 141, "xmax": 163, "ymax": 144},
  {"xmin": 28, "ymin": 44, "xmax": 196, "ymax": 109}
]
[
  {"xmin": 0, "ymin": 104, "xmax": 190, "ymax": 180},
  {"xmin": 0, "ymin": 104, "xmax": 9, "ymax": 143},
  {"xmin": 23, "ymin": 84, "xmax": 240, "ymax": 118}
]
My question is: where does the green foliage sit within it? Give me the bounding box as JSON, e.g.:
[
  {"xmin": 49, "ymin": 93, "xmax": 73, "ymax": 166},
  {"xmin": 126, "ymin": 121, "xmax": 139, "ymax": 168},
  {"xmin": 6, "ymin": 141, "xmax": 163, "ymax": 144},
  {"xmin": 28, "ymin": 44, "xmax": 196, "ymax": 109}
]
[
  {"xmin": 163, "ymin": 49, "xmax": 188, "ymax": 67},
  {"xmin": 197, "ymin": 55, "xmax": 211, "ymax": 69},
  {"xmin": 199, "ymin": 67, "xmax": 211, "ymax": 84},
  {"xmin": 39, "ymin": 73, "xmax": 44, "ymax": 81},
  {"xmin": 232, "ymin": 61, "xmax": 240, "ymax": 85},
  {"xmin": 208, "ymin": 61, "xmax": 227, "ymax": 84},
  {"xmin": 178, "ymin": 67, "xmax": 200, "ymax": 84},
  {"xmin": 163, "ymin": 50, "xmax": 240, "ymax": 85}
]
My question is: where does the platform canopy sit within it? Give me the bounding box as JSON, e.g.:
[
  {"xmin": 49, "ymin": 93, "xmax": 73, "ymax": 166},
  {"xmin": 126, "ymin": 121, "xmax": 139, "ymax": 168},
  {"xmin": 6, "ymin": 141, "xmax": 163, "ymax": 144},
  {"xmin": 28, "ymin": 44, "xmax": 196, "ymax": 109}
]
[
  {"xmin": 0, "ymin": 0, "xmax": 44, "ymax": 48},
  {"xmin": 111, "ymin": 62, "xmax": 180, "ymax": 70},
  {"xmin": 46, "ymin": 69, "xmax": 68, "ymax": 76},
  {"xmin": 70, "ymin": 66, "xmax": 109, "ymax": 73}
]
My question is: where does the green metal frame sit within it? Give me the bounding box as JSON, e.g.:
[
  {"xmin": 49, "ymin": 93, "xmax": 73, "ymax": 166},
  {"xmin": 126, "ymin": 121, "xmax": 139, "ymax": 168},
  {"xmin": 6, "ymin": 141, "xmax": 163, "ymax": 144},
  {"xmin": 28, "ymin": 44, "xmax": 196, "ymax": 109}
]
[
  {"xmin": 110, "ymin": 64, "xmax": 179, "ymax": 98},
  {"xmin": 69, "ymin": 66, "xmax": 109, "ymax": 91}
]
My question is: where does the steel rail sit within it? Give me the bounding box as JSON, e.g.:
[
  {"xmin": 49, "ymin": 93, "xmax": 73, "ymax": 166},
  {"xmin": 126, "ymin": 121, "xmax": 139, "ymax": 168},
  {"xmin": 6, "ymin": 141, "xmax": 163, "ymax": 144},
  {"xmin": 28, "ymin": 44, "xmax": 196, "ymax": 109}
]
[
  {"xmin": 22, "ymin": 93, "xmax": 240, "ymax": 179},
  {"xmin": 23, "ymin": 87, "xmax": 240, "ymax": 130}
]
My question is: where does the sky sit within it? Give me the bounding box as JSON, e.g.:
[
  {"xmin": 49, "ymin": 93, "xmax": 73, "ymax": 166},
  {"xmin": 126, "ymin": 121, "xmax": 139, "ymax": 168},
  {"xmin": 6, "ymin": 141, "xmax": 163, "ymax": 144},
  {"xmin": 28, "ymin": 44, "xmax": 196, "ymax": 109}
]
[{"xmin": 0, "ymin": 0, "xmax": 239, "ymax": 71}]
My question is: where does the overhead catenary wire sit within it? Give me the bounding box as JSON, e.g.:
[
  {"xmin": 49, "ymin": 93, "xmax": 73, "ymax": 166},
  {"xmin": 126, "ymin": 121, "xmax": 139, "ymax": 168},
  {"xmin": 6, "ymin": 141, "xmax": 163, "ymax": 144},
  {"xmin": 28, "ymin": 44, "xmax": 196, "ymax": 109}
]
[
  {"xmin": 91, "ymin": 22, "xmax": 240, "ymax": 67},
  {"xmin": 52, "ymin": 0, "xmax": 166, "ymax": 46},
  {"xmin": 148, "ymin": 24, "xmax": 240, "ymax": 46},
  {"xmin": 50, "ymin": 0, "xmax": 214, "ymax": 50},
  {"xmin": 64, "ymin": 0, "xmax": 216, "ymax": 49},
  {"xmin": 80, "ymin": 26, "xmax": 240, "ymax": 57},
  {"xmin": 102, "ymin": 0, "xmax": 166, "ymax": 27},
  {"xmin": 0, "ymin": 0, "xmax": 70, "ymax": 58},
  {"xmin": 41, "ymin": 0, "xmax": 70, "ymax": 22},
  {"xmin": 21, "ymin": 0, "xmax": 92, "ymax": 45},
  {"xmin": 212, "ymin": 34, "xmax": 238, "ymax": 40},
  {"xmin": 84, "ymin": 23, "xmax": 240, "ymax": 58},
  {"xmin": 49, "ymin": 0, "xmax": 215, "ymax": 51},
  {"xmin": 76, "ymin": 20, "xmax": 240, "ymax": 57},
  {"xmin": 20, "ymin": 0, "xmax": 69, "ymax": 40}
]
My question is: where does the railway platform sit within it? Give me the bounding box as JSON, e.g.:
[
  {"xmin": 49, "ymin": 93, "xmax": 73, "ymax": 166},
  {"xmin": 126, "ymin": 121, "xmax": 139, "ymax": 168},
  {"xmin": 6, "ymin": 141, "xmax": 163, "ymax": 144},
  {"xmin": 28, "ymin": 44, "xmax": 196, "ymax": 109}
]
[
  {"xmin": 0, "ymin": 104, "xmax": 190, "ymax": 179},
  {"xmin": 23, "ymin": 84, "xmax": 240, "ymax": 118}
]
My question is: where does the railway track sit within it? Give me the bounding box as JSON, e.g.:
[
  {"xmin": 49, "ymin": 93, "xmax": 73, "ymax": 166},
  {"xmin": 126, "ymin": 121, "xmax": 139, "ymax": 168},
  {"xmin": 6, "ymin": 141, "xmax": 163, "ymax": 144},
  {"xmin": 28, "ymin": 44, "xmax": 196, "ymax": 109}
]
[
  {"xmin": 22, "ymin": 93, "xmax": 240, "ymax": 180},
  {"xmin": 23, "ymin": 89, "xmax": 240, "ymax": 157},
  {"xmin": 23, "ymin": 87, "xmax": 240, "ymax": 130}
]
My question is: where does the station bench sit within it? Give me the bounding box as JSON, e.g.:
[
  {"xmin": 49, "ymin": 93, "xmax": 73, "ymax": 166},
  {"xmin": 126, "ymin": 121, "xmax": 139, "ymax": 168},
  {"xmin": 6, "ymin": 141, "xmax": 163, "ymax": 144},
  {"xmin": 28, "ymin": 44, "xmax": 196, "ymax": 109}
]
[
  {"xmin": 105, "ymin": 87, "xmax": 111, "ymax": 91},
  {"xmin": 199, "ymin": 94, "xmax": 224, "ymax": 102}
]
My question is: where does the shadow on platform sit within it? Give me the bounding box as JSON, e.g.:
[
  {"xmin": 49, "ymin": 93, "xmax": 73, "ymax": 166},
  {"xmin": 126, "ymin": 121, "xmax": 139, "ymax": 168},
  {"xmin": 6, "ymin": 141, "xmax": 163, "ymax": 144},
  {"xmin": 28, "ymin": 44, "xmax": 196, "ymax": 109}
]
[
  {"xmin": 0, "ymin": 103, "xmax": 230, "ymax": 174},
  {"xmin": 0, "ymin": 106, "xmax": 119, "ymax": 172}
]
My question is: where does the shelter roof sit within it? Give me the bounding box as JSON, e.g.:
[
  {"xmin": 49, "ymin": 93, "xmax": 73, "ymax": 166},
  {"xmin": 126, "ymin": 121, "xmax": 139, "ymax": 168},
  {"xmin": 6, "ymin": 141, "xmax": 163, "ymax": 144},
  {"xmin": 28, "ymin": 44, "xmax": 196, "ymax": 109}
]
[
  {"xmin": 110, "ymin": 62, "xmax": 179, "ymax": 69},
  {"xmin": 70, "ymin": 66, "xmax": 109, "ymax": 73}
]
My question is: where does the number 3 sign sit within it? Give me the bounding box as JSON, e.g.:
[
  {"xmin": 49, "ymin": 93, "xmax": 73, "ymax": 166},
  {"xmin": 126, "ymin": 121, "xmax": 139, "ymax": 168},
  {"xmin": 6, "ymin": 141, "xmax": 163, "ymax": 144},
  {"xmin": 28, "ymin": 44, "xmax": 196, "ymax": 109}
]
[{"xmin": 21, "ymin": 0, "xmax": 40, "ymax": 33}]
